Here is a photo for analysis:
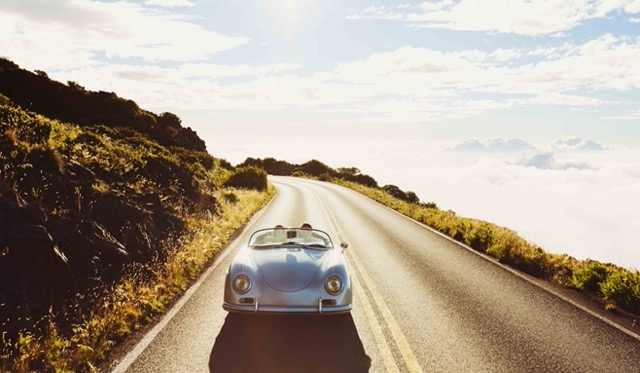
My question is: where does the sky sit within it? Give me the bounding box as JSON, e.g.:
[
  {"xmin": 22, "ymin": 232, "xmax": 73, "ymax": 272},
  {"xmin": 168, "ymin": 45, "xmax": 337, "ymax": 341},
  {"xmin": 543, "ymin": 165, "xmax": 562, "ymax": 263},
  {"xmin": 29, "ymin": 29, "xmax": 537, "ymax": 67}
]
[{"xmin": 1, "ymin": 0, "xmax": 639, "ymax": 268}]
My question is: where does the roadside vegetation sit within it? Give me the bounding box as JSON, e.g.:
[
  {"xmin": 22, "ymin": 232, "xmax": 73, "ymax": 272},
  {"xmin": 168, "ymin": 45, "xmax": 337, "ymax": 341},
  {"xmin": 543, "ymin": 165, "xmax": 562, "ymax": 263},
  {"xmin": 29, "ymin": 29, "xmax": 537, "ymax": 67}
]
[
  {"xmin": 0, "ymin": 58, "xmax": 273, "ymax": 372},
  {"xmin": 0, "ymin": 186, "xmax": 272, "ymax": 373},
  {"xmin": 243, "ymin": 157, "xmax": 640, "ymax": 321}
]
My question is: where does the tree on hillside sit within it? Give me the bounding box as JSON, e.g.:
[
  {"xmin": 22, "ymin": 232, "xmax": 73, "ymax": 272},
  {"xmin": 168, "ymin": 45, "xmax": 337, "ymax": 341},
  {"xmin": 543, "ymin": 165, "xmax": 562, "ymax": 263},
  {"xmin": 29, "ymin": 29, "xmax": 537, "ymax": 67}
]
[
  {"xmin": 382, "ymin": 184, "xmax": 420, "ymax": 204},
  {"xmin": 404, "ymin": 191, "xmax": 421, "ymax": 204},
  {"xmin": 382, "ymin": 184, "xmax": 407, "ymax": 200},
  {"xmin": 224, "ymin": 166, "xmax": 268, "ymax": 191},
  {"xmin": 348, "ymin": 173, "xmax": 378, "ymax": 188},
  {"xmin": 337, "ymin": 167, "xmax": 361, "ymax": 176},
  {"xmin": 298, "ymin": 159, "xmax": 333, "ymax": 177}
]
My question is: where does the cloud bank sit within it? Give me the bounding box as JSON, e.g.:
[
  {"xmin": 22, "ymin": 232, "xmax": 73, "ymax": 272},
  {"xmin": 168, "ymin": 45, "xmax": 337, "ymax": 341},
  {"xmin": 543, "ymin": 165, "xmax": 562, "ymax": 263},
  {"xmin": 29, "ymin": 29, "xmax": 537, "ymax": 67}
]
[{"xmin": 365, "ymin": 138, "xmax": 640, "ymax": 268}]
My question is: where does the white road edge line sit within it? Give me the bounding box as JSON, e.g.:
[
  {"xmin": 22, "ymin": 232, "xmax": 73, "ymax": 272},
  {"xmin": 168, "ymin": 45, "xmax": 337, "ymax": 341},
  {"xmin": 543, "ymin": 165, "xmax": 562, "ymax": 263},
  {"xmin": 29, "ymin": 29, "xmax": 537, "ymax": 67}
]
[
  {"xmin": 110, "ymin": 239, "xmax": 234, "ymax": 373},
  {"xmin": 316, "ymin": 190, "xmax": 424, "ymax": 373},
  {"xmin": 381, "ymin": 198, "xmax": 640, "ymax": 343},
  {"xmin": 111, "ymin": 189, "xmax": 277, "ymax": 373}
]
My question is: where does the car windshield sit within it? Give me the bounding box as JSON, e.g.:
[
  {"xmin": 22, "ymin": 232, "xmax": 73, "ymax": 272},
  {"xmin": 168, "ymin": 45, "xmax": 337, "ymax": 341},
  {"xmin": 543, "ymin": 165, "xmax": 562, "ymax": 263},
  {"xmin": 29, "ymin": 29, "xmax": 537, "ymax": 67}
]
[{"xmin": 249, "ymin": 228, "xmax": 333, "ymax": 249}]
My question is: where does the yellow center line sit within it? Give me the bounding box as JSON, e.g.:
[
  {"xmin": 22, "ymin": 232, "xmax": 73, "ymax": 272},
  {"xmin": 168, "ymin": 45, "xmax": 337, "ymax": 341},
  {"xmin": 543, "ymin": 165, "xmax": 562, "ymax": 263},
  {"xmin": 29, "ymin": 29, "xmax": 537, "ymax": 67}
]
[
  {"xmin": 347, "ymin": 248, "xmax": 425, "ymax": 373},
  {"xmin": 313, "ymin": 188, "xmax": 424, "ymax": 373},
  {"xmin": 348, "ymin": 259, "xmax": 401, "ymax": 373}
]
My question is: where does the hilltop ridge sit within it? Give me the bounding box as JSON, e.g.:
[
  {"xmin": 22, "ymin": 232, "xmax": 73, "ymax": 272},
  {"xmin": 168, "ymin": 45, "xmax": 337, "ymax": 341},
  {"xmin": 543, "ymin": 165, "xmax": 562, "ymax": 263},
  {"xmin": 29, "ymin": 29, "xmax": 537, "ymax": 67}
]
[{"xmin": 0, "ymin": 57, "xmax": 205, "ymax": 152}]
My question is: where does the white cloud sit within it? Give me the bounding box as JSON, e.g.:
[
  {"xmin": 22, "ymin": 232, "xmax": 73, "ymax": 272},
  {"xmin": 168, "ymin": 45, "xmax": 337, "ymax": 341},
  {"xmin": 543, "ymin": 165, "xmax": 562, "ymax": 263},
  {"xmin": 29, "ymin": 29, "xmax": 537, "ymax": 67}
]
[
  {"xmin": 451, "ymin": 138, "xmax": 537, "ymax": 153},
  {"xmin": 27, "ymin": 34, "xmax": 639, "ymax": 122},
  {"xmin": 626, "ymin": 0, "xmax": 640, "ymax": 13},
  {"xmin": 551, "ymin": 137, "xmax": 607, "ymax": 151},
  {"xmin": 144, "ymin": 0, "xmax": 194, "ymax": 7},
  {"xmin": 2, "ymin": 1, "xmax": 638, "ymax": 129},
  {"xmin": 351, "ymin": 0, "xmax": 640, "ymax": 36},
  {"xmin": 529, "ymin": 92, "xmax": 606, "ymax": 107},
  {"xmin": 347, "ymin": 6, "xmax": 405, "ymax": 20},
  {"xmin": 359, "ymin": 142, "xmax": 640, "ymax": 268},
  {"xmin": 516, "ymin": 152, "xmax": 593, "ymax": 170},
  {"xmin": 601, "ymin": 111, "xmax": 640, "ymax": 120},
  {"xmin": 4, "ymin": 28, "xmax": 635, "ymax": 126},
  {"xmin": 490, "ymin": 48, "xmax": 524, "ymax": 62},
  {"xmin": 0, "ymin": 0, "xmax": 248, "ymax": 70},
  {"xmin": 177, "ymin": 62, "xmax": 303, "ymax": 79}
]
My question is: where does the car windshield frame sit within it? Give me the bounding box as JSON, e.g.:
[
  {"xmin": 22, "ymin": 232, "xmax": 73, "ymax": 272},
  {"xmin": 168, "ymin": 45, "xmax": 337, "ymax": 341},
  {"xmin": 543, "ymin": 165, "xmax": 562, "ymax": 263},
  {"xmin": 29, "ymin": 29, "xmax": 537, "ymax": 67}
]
[{"xmin": 249, "ymin": 228, "xmax": 334, "ymax": 250}]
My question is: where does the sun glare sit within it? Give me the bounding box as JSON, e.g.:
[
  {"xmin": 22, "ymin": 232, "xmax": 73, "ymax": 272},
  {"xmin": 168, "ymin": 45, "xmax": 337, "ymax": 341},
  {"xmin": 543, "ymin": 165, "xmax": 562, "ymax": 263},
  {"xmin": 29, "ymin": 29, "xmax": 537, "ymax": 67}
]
[
  {"xmin": 277, "ymin": 0, "xmax": 303, "ymax": 10},
  {"xmin": 259, "ymin": 0, "xmax": 319, "ymax": 41}
]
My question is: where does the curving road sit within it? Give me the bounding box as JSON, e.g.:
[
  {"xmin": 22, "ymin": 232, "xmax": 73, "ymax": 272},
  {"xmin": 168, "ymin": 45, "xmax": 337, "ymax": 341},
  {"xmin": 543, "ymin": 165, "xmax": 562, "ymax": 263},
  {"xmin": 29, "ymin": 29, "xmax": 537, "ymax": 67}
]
[{"xmin": 107, "ymin": 176, "xmax": 640, "ymax": 373}]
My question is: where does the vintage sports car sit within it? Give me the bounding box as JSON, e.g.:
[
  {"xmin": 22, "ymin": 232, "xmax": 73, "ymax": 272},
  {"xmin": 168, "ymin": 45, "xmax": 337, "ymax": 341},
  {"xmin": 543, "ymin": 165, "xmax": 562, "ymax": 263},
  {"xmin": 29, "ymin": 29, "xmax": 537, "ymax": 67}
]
[{"xmin": 223, "ymin": 226, "xmax": 352, "ymax": 315}]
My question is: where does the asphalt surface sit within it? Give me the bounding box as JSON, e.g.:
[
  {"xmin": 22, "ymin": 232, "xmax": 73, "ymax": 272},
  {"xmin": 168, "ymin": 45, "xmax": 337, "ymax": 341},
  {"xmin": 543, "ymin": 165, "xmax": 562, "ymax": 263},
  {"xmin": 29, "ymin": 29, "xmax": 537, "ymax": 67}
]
[{"xmin": 107, "ymin": 176, "xmax": 640, "ymax": 373}]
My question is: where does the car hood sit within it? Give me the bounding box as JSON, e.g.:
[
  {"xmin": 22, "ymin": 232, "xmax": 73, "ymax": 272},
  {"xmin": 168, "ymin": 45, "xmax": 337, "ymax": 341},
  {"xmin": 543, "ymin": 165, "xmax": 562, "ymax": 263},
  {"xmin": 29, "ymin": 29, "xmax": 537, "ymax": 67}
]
[{"xmin": 253, "ymin": 248, "xmax": 331, "ymax": 291}]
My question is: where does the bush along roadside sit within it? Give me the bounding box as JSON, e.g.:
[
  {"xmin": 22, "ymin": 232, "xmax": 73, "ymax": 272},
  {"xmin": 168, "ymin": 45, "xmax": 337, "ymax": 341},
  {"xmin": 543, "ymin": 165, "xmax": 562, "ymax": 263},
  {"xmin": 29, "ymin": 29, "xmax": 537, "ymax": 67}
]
[{"xmin": 333, "ymin": 179, "xmax": 640, "ymax": 320}]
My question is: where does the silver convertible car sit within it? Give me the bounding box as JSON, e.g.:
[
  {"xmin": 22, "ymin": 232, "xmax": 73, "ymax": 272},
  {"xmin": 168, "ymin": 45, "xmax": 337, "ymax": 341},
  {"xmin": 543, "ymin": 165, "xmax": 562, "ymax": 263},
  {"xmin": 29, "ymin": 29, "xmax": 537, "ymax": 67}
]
[{"xmin": 223, "ymin": 226, "xmax": 352, "ymax": 315}]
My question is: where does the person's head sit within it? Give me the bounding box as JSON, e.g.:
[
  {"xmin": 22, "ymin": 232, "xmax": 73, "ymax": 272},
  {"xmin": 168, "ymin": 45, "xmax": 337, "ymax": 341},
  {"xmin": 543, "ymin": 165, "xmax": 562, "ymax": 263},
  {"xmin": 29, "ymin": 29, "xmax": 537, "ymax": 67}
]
[
  {"xmin": 272, "ymin": 225, "xmax": 285, "ymax": 241},
  {"xmin": 299, "ymin": 222, "xmax": 312, "ymax": 242}
]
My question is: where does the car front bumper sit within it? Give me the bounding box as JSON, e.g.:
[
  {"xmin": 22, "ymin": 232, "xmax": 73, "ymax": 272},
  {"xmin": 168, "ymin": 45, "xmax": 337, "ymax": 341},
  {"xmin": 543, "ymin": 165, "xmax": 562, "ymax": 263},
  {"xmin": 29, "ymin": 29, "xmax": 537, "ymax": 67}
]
[{"xmin": 223, "ymin": 298, "xmax": 352, "ymax": 315}]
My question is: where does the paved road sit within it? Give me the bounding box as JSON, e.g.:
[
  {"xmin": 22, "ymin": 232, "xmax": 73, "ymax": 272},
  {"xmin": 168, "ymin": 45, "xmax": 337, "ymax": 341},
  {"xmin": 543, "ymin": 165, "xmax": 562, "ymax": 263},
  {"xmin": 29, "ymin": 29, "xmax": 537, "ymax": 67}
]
[{"xmin": 108, "ymin": 176, "xmax": 640, "ymax": 373}]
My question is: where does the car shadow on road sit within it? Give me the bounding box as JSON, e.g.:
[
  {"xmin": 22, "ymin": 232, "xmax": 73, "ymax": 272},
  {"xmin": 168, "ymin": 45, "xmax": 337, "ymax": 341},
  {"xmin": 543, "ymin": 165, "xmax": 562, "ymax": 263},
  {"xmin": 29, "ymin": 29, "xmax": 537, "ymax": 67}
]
[{"xmin": 209, "ymin": 313, "xmax": 371, "ymax": 373}]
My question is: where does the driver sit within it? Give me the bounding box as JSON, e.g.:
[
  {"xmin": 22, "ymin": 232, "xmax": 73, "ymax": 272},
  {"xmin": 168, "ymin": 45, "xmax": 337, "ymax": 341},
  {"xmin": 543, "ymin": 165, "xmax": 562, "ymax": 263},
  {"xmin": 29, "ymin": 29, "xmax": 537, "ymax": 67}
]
[{"xmin": 299, "ymin": 223, "xmax": 327, "ymax": 246}]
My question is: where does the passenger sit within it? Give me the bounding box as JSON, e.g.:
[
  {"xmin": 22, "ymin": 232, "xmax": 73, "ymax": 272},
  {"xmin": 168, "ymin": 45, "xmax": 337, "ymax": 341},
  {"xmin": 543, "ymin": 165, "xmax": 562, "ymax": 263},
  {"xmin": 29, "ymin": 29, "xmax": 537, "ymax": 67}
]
[
  {"xmin": 272, "ymin": 224, "xmax": 286, "ymax": 243},
  {"xmin": 299, "ymin": 222, "xmax": 313, "ymax": 243},
  {"xmin": 299, "ymin": 222, "xmax": 327, "ymax": 246}
]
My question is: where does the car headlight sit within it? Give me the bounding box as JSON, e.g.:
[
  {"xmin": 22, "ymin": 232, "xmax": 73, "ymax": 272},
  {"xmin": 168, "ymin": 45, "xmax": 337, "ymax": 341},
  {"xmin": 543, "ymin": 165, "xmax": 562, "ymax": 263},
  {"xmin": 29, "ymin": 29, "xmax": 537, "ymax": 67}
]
[
  {"xmin": 325, "ymin": 275, "xmax": 343, "ymax": 295},
  {"xmin": 232, "ymin": 274, "xmax": 251, "ymax": 294}
]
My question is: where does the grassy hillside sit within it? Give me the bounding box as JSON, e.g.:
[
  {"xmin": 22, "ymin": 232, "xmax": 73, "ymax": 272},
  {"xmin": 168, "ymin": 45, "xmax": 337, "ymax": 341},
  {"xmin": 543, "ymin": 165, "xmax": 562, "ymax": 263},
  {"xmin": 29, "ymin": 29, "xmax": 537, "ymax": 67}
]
[
  {"xmin": 0, "ymin": 60, "xmax": 273, "ymax": 372},
  {"xmin": 0, "ymin": 58, "xmax": 205, "ymax": 152}
]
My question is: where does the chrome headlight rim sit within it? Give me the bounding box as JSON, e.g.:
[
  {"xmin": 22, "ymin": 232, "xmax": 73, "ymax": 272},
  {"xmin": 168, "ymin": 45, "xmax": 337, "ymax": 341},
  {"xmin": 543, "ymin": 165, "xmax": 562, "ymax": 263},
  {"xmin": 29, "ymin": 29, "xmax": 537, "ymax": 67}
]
[
  {"xmin": 232, "ymin": 274, "xmax": 251, "ymax": 294},
  {"xmin": 324, "ymin": 275, "xmax": 343, "ymax": 296}
]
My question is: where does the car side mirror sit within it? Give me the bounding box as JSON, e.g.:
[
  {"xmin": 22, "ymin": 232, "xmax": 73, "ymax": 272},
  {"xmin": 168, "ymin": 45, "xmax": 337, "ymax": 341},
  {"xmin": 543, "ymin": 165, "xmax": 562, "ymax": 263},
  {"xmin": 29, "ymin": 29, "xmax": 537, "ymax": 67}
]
[{"xmin": 340, "ymin": 242, "xmax": 349, "ymax": 249}]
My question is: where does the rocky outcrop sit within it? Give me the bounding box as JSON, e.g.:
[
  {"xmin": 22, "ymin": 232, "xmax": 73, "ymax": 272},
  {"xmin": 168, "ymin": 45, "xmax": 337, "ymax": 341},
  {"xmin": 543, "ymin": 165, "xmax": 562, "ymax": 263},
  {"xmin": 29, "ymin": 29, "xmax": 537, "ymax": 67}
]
[
  {"xmin": 0, "ymin": 201, "xmax": 73, "ymax": 333},
  {"xmin": 0, "ymin": 169, "xmax": 190, "ymax": 336}
]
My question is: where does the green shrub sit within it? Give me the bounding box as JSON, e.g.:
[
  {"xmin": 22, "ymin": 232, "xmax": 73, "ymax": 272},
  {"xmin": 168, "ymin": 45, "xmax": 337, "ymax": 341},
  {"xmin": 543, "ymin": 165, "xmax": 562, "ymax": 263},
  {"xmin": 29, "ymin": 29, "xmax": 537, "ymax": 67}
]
[
  {"xmin": 223, "ymin": 192, "xmax": 238, "ymax": 203},
  {"xmin": 1, "ymin": 105, "xmax": 52, "ymax": 145},
  {"xmin": 319, "ymin": 173, "xmax": 332, "ymax": 181},
  {"xmin": 547, "ymin": 255, "xmax": 577, "ymax": 287},
  {"xmin": 600, "ymin": 270, "xmax": 640, "ymax": 313},
  {"xmin": 223, "ymin": 166, "xmax": 268, "ymax": 191},
  {"xmin": 572, "ymin": 260, "xmax": 609, "ymax": 294},
  {"xmin": 298, "ymin": 159, "xmax": 332, "ymax": 177},
  {"xmin": 463, "ymin": 221, "xmax": 494, "ymax": 253}
]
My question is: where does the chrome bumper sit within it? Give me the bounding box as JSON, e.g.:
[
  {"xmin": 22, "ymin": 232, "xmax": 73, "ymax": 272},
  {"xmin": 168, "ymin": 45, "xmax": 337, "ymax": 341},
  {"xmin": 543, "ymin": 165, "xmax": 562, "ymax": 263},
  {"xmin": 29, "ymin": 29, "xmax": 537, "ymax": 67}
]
[{"xmin": 223, "ymin": 297, "xmax": 352, "ymax": 315}]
